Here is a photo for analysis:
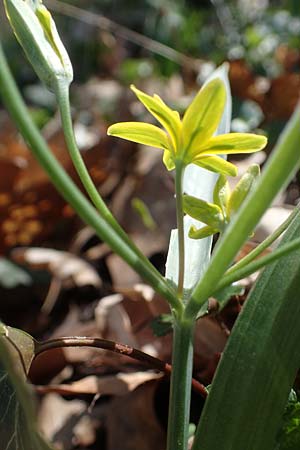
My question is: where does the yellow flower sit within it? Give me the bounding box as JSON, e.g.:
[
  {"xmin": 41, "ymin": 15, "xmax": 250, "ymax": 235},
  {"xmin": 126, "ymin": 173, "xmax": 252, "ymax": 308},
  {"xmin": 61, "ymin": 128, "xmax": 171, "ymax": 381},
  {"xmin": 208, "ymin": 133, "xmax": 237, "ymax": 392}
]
[{"xmin": 107, "ymin": 79, "xmax": 267, "ymax": 176}]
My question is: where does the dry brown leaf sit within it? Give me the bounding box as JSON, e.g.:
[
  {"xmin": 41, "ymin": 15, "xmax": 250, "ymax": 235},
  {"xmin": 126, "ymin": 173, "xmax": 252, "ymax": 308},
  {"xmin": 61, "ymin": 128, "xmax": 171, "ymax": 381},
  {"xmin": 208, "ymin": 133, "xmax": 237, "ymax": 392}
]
[
  {"xmin": 36, "ymin": 371, "xmax": 162, "ymax": 396},
  {"xmin": 11, "ymin": 247, "xmax": 102, "ymax": 289},
  {"xmin": 106, "ymin": 380, "xmax": 165, "ymax": 450}
]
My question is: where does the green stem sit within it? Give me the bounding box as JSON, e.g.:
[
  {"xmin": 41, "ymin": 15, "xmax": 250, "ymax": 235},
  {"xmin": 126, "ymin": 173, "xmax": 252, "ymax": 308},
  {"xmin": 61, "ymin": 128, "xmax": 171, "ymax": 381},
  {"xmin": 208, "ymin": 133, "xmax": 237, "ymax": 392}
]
[
  {"xmin": 55, "ymin": 82, "xmax": 165, "ymax": 288},
  {"xmin": 215, "ymin": 236, "xmax": 300, "ymax": 293},
  {"xmin": 175, "ymin": 160, "xmax": 185, "ymax": 298},
  {"xmin": 185, "ymin": 105, "xmax": 300, "ymax": 320},
  {"xmin": 0, "ymin": 43, "xmax": 181, "ymax": 313},
  {"xmin": 167, "ymin": 316, "xmax": 195, "ymax": 450},
  {"xmin": 225, "ymin": 205, "xmax": 300, "ymax": 278}
]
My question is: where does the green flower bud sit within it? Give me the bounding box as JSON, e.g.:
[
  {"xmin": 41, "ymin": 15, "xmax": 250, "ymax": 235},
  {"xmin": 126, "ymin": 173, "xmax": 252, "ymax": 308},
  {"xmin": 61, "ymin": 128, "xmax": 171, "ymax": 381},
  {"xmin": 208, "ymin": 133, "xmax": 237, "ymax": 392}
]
[
  {"xmin": 4, "ymin": 0, "xmax": 73, "ymax": 92},
  {"xmin": 228, "ymin": 164, "xmax": 260, "ymax": 218}
]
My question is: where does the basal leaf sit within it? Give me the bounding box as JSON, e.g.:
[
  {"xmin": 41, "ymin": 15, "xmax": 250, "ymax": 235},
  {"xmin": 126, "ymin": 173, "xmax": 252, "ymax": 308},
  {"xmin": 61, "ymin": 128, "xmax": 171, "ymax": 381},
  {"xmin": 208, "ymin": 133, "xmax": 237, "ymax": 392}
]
[{"xmin": 192, "ymin": 210, "xmax": 300, "ymax": 450}]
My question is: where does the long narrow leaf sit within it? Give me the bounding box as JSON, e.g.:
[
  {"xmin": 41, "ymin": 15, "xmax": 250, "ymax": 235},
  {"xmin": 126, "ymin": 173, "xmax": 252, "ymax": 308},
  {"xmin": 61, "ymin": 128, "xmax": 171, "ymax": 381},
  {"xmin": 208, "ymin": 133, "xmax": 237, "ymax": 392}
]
[{"xmin": 192, "ymin": 210, "xmax": 300, "ymax": 450}]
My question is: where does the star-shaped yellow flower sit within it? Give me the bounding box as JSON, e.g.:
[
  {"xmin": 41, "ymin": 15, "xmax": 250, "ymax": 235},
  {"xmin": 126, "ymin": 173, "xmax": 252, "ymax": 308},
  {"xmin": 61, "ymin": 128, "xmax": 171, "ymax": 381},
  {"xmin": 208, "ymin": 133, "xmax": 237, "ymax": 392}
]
[{"xmin": 107, "ymin": 79, "xmax": 267, "ymax": 176}]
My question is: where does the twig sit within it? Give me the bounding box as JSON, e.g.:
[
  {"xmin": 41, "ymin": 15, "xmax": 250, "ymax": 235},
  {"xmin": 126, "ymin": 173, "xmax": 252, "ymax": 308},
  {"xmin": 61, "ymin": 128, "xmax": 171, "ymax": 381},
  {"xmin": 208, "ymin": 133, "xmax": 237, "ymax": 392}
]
[
  {"xmin": 35, "ymin": 336, "xmax": 207, "ymax": 398},
  {"xmin": 45, "ymin": 0, "xmax": 201, "ymax": 71}
]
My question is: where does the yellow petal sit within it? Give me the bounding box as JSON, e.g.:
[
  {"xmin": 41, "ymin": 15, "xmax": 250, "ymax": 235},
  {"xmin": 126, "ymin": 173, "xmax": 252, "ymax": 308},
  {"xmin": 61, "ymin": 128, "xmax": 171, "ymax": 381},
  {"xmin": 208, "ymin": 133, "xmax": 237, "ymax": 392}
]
[
  {"xmin": 199, "ymin": 133, "xmax": 267, "ymax": 155},
  {"xmin": 192, "ymin": 155, "xmax": 238, "ymax": 177},
  {"xmin": 131, "ymin": 85, "xmax": 181, "ymax": 152},
  {"xmin": 182, "ymin": 78, "xmax": 226, "ymax": 153},
  {"xmin": 163, "ymin": 149, "xmax": 175, "ymax": 171},
  {"xmin": 107, "ymin": 122, "xmax": 169, "ymax": 149}
]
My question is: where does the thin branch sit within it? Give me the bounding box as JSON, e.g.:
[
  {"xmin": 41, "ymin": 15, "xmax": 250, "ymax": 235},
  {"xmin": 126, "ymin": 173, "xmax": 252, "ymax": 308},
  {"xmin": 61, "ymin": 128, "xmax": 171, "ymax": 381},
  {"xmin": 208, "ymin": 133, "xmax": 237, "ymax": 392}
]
[
  {"xmin": 46, "ymin": 0, "xmax": 201, "ymax": 71},
  {"xmin": 35, "ymin": 336, "xmax": 207, "ymax": 398}
]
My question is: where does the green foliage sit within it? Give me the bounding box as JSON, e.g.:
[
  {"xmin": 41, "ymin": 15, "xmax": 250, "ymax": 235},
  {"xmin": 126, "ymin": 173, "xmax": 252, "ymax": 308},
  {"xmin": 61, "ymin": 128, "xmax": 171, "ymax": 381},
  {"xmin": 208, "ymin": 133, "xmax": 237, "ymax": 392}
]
[
  {"xmin": 0, "ymin": 324, "xmax": 53, "ymax": 450},
  {"xmin": 276, "ymin": 390, "xmax": 300, "ymax": 450},
  {"xmin": 192, "ymin": 210, "xmax": 300, "ymax": 450}
]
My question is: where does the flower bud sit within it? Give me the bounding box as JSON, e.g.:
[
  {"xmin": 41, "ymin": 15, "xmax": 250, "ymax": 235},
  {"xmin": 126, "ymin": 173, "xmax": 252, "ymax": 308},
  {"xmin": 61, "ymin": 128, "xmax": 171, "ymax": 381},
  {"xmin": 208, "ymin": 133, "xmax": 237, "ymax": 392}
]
[{"xmin": 4, "ymin": 0, "xmax": 73, "ymax": 92}]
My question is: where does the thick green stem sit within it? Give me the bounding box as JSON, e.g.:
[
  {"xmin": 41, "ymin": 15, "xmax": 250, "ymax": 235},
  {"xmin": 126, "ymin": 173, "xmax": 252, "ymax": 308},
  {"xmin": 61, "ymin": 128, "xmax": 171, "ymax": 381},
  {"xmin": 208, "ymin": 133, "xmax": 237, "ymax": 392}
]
[
  {"xmin": 175, "ymin": 160, "xmax": 185, "ymax": 298},
  {"xmin": 56, "ymin": 83, "xmax": 166, "ymax": 288},
  {"xmin": 0, "ymin": 43, "xmax": 181, "ymax": 313},
  {"xmin": 167, "ymin": 317, "xmax": 195, "ymax": 450}
]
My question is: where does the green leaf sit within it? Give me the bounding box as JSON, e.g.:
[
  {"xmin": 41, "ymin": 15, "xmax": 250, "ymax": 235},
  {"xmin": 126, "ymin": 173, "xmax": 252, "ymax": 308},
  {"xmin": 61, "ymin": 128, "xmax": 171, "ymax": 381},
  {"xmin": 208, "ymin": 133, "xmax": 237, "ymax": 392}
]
[
  {"xmin": 107, "ymin": 121, "xmax": 169, "ymax": 149},
  {"xmin": 0, "ymin": 325, "xmax": 53, "ymax": 450},
  {"xmin": 213, "ymin": 283, "xmax": 245, "ymax": 311},
  {"xmin": 151, "ymin": 314, "xmax": 173, "ymax": 337},
  {"xmin": 0, "ymin": 323, "xmax": 36, "ymax": 375},
  {"xmin": 276, "ymin": 390, "xmax": 300, "ymax": 450},
  {"xmin": 182, "ymin": 78, "xmax": 226, "ymax": 152},
  {"xmin": 228, "ymin": 164, "xmax": 260, "ymax": 217},
  {"xmin": 183, "ymin": 195, "xmax": 224, "ymax": 229},
  {"xmin": 192, "ymin": 211, "xmax": 300, "ymax": 450}
]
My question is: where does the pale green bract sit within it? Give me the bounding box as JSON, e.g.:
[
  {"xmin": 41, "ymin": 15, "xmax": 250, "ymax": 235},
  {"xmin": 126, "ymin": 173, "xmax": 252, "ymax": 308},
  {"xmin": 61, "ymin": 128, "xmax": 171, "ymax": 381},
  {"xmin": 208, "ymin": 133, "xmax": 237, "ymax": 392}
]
[
  {"xmin": 4, "ymin": 0, "xmax": 73, "ymax": 92},
  {"xmin": 184, "ymin": 164, "xmax": 260, "ymax": 239},
  {"xmin": 107, "ymin": 79, "xmax": 267, "ymax": 175}
]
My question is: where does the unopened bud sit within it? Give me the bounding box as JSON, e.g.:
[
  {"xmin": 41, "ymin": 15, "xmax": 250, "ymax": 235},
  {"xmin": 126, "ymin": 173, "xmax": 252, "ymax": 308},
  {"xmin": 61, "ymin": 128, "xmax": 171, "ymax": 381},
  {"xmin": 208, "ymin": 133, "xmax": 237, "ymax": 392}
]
[{"xmin": 4, "ymin": 0, "xmax": 73, "ymax": 92}]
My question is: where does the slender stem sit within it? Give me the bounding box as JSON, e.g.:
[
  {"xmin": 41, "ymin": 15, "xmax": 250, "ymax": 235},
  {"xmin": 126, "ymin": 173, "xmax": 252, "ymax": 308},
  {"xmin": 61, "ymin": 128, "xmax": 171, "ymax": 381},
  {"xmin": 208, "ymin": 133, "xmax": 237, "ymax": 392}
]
[
  {"xmin": 0, "ymin": 43, "xmax": 181, "ymax": 313},
  {"xmin": 55, "ymin": 83, "xmax": 167, "ymax": 289},
  {"xmin": 225, "ymin": 205, "xmax": 300, "ymax": 278},
  {"xmin": 175, "ymin": 160, "xmax": 185, "ymax": 298},
  {"xmin": 215, "ymin": 236, "xmax": 300, "ymax": 293},
  {"xmin": 34, "ymin": 335, "xmax": 207, "ymax": 398},
  {"xmin": 167, "ymin": 317, "xmax": 195, "ymax": 450}
]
